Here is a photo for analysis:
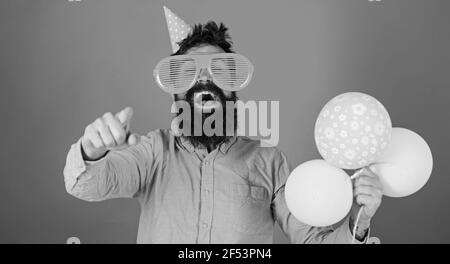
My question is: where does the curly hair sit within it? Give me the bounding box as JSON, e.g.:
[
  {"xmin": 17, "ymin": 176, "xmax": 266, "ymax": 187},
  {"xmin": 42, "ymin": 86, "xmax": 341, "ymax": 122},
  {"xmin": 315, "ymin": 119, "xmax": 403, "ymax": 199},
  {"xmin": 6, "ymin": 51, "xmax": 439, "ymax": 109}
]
[{"xmin": 172, "ymin": 21, "xmax": 234, "ymax": 55}]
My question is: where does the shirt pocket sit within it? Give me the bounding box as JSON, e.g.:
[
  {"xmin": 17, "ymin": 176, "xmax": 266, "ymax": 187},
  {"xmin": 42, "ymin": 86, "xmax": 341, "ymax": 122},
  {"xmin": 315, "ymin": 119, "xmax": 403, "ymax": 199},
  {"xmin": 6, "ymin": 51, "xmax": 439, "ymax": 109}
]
[{"xmin": 228, "ymin": 183, "xmax": 272, "ymax": 235}]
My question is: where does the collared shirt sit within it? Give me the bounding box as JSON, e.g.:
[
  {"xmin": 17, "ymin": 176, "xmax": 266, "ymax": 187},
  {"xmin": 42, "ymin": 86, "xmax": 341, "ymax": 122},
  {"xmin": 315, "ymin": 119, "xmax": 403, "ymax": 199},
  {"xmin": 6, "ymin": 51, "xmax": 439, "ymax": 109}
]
[{"xmin": 64, "ymin": 129, "xmax": 365, "ymax": 243}]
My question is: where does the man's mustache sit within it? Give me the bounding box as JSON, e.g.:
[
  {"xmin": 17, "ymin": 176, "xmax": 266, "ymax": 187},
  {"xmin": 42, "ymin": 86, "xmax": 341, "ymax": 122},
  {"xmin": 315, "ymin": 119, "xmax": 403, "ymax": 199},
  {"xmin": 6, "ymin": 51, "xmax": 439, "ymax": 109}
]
[{"xmin": 185, "ymin": 82, "xmax": 226, "ymax": 103}]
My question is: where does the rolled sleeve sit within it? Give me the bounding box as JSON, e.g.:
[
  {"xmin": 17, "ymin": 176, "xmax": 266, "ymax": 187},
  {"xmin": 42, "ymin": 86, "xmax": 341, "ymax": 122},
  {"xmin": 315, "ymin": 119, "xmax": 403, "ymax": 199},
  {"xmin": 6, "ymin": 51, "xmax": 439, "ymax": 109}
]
[
  {"xmin": 334, "ymin": 216, "xmax": 370, "ymax": 244},
  {"xmin": 63, "ymin": 132, "xmax": 158, "ymax": 202},
  {"xmin": 63, "ymin": 139, "xmax": 91, "ymax": 193}
]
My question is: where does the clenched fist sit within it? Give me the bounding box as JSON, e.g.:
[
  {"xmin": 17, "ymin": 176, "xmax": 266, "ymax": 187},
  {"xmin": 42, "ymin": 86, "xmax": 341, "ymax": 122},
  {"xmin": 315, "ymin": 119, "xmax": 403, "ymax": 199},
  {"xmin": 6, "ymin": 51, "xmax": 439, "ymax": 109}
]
[
  {"xmin": 81, "ymin": 107, "xmax": 140, "ymax": 161},
  {"xmin": 350, "ymin": 167, "xmax": 383, "ymax": 239}
]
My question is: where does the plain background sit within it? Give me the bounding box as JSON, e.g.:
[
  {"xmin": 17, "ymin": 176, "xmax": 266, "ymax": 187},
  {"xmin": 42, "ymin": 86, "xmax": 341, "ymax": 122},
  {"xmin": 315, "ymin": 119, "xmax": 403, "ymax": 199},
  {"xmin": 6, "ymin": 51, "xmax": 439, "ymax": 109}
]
[{"xmin": 1, "ymin": 0, "xmax": 449, "ymax": 243}]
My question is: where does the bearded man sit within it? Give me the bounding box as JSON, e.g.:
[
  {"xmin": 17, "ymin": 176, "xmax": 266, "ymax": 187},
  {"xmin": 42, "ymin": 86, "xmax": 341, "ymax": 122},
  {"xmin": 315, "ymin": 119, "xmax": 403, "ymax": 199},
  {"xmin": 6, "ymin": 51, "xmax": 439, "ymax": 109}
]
[{"xmin": 63, "ymin": 7, "xmax": 383, "ymax": 244}]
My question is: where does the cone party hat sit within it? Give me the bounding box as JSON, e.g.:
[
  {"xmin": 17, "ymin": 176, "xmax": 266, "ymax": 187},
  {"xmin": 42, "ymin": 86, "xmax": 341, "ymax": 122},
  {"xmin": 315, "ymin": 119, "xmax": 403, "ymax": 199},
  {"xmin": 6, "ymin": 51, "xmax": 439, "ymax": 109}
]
[{"xmin": 163, "ymin": 6, "xmax": 192, "ymax": 53}]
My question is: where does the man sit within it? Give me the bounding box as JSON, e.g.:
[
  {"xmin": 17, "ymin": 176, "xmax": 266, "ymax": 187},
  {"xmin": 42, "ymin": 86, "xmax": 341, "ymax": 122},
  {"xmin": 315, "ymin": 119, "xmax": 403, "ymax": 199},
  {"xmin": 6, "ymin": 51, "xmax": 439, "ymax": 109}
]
[{"xmin": 63, "ymin": 10, "xmax": 383, "ymax": 243}]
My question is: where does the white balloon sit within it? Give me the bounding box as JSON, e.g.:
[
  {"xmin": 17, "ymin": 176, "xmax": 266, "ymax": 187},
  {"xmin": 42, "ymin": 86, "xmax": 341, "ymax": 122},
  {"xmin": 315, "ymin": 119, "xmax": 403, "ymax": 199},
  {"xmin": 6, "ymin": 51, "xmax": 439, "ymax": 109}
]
[
  {"xmin": 285, "ymin": 160, "xmax": 353, "ymax": 227},
  {"xmin": 369, "ymin": 163, "xmax": 409, "ymax": 197},
  {"xmin": 315, "ymin": 92, "xmax": 392, "ymax": 169},
  {"xmin": 370, "ymin": 127, "xmax": 433, "ymax": 197}
]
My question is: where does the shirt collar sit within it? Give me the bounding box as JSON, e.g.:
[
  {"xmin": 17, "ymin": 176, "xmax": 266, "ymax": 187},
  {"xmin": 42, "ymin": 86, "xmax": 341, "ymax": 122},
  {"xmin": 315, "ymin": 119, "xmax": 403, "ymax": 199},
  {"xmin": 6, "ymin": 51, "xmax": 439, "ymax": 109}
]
[
  {"xmin": 219, "ymin": 136, "xmax": 237, "ymax": 154},
  {"xmin": 179, "ymin": 136, "xmax": 195, "ymax": 153}
]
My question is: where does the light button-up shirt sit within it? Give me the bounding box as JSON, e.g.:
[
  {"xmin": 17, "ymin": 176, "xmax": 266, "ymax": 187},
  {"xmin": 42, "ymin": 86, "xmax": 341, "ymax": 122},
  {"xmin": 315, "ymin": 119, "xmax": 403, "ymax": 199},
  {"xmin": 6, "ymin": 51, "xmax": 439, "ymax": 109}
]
[{"xmin": 63, "ymin": 129, "xmax": 366, "ymax": 244}]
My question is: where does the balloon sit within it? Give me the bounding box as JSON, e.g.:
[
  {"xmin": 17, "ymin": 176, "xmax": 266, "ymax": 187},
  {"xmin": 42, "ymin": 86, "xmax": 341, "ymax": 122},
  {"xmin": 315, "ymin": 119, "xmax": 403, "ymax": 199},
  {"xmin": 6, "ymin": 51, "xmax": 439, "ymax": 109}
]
[
  {"xmin": 369, "ymin": 127, "xmax": 433, "ymax": 197},
  {"xmin": 315, "ymin": 92, "xmax": 392, "ymax": 169},
  {"xmin": 285, "ymin": 160, "xmax": 353, "ymax": 227}
]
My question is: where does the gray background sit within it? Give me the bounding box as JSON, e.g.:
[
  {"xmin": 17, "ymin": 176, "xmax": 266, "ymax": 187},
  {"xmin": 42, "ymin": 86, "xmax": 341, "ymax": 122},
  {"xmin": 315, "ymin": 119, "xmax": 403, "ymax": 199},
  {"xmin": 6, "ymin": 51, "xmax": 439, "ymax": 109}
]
[{"xmin": 1, "ymin": 0, "xmax": 449, "ymax": 243}]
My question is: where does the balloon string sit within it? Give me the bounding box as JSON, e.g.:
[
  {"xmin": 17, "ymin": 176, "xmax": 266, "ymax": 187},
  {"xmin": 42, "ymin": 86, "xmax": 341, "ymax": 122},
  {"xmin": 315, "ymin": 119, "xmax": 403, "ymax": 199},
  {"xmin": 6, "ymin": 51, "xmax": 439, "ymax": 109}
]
[
  {"xmin": 350, "ymin": 168, "xmax": 364, "ymax": 180},
  {"xmin": 352, "ymin": 206, "xmax": 364, "ymax": 244},
  {"xmin": 350, "ymin": 168, "xmax": 364, "ymax": 244}
]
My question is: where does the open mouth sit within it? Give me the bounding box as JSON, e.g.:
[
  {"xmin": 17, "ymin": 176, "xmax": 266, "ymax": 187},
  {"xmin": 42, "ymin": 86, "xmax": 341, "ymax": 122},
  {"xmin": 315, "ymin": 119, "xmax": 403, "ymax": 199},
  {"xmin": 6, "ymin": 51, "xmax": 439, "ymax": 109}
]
[{"xmin": 193, "ymin": 91, "xmax": 221, "ymax": 111}]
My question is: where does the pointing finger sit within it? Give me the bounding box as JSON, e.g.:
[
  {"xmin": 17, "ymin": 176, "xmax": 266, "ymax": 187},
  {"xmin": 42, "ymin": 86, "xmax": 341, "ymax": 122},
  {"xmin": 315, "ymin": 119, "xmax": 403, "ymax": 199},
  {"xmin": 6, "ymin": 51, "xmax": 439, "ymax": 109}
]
[{"xmin": 115, "ymin": 107, "xmax": 134, "ymax": 129}]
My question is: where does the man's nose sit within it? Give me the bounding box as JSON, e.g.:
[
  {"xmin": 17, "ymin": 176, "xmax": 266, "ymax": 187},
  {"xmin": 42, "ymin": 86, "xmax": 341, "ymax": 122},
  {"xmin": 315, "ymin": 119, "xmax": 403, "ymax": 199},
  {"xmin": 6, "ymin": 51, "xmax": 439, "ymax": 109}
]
[{"xmin": 197, "ymin": 68, "xmax": 212, "ymax": 83}]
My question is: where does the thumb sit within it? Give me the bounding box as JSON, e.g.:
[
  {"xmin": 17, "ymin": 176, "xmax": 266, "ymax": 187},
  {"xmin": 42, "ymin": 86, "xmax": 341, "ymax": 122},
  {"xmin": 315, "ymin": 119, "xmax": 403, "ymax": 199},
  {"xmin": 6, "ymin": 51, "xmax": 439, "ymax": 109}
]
[
  {"xmin": 116, "ymin": 107, "xmax": 134, "ymax": 129},
  {"xmin": 361, "ymin": 166, "xmax": 378, "ymax": 178},
  {"xmin": 127, "ymin": 133, "xmax": 140, "ymax": 146}
]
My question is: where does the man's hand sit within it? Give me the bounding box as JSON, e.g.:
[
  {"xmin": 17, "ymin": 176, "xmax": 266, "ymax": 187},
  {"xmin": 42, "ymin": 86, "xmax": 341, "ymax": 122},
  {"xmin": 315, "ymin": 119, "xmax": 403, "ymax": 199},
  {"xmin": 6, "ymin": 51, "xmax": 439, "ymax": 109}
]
[
  {"xmin": 350, "ymin": 167, "xmax": 383, "ymax": 238},
  {"xmin": 80, "ymin": 107, "xmax": 140, "ymax": 161}
]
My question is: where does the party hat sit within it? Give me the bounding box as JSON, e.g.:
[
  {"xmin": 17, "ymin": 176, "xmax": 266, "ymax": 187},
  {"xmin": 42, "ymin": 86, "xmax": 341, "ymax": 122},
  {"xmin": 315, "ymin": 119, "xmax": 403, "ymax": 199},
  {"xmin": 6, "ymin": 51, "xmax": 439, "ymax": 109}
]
[{"xmin": 163, "ymin": 6, "xmax": 192, "ymax": 53}]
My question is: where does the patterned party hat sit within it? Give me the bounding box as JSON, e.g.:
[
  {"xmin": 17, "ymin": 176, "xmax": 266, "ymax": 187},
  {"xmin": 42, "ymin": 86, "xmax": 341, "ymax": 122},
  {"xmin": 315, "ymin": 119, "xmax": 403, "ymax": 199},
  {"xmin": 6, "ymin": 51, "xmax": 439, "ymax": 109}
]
[{"xmin": 163, "ymin": 6, "xmax": 192, "ymax": 53}]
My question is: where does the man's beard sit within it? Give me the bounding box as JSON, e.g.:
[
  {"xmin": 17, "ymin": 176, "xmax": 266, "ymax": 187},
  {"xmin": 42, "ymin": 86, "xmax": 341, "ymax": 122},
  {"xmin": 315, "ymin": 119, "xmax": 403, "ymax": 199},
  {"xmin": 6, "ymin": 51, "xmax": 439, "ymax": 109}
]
[{"xmin": 174, "ymin": 82, "xmax": 238, "ymax": 149}]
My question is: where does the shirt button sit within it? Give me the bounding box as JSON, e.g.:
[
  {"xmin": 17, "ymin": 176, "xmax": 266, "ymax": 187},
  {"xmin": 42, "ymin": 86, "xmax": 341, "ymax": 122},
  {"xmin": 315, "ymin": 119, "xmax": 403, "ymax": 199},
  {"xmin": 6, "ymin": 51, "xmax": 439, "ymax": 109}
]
[
  {"xmin": 204, "ymin": 161, "xmax": 209, "ymax": 166},
  {"xmin": 205, "ymin": 189, "xmax": 210, "ymax": 195},
  {"xmin": 202, "ymin": 223, "xmax": 209, "ymax": 229}
]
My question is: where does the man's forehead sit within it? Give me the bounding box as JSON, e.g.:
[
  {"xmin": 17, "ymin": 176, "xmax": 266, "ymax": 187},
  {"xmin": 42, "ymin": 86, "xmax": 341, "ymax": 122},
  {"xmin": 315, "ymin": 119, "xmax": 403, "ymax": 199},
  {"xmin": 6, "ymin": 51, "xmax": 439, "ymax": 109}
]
[{"xmin": 185, "ymin": 45, "xmax": 225, "ymax": 55}]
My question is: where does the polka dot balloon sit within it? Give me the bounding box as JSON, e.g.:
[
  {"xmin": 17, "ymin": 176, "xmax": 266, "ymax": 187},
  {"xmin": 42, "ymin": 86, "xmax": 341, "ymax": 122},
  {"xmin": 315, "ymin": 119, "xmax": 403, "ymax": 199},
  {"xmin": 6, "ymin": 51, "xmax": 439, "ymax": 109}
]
[{"xmin": 315, "ymin": 92, "xmax": 392, "ymax": 170}]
